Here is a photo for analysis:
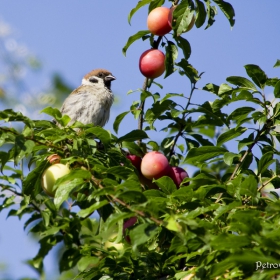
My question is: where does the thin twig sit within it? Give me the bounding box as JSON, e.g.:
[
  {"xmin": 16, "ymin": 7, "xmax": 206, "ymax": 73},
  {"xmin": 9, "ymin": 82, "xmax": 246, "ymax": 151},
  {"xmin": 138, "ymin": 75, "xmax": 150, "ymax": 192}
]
[
  {"xmin": 216, "ymin": 121, "xmax": 271, "ymax": 203},
  {"xmin": 168, "ymin": 82, "xmax": 197, "ymax": 160},
  {"xmin": 229, "ymin": 124, "xmax": 268, "ymax": 181}
]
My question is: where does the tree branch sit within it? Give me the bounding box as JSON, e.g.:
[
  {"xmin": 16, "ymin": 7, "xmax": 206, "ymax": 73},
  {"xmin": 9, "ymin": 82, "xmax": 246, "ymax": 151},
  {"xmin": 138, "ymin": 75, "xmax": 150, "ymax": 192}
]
[
  {"xmin": 91, "ymin": 175, "xmax": 163, "ymax": 226},
  {"xmin": 138, "ymin": 78, "xmax": 148, "ymax": 132}
]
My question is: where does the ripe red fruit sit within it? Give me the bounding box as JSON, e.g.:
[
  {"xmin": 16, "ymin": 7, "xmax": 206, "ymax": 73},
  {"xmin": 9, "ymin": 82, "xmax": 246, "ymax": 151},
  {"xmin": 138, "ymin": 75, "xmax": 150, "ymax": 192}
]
[
  {"xmin": 147, "ymin": 7, "xmax": 172, "ymax": 36},
  {"xmin": 139, "ymin": 49, "xmax": 165, "ymax": 79},
  {"xmin": 123, "ymin": 216, "xmax": 138, "ymax": 243},
  {"xmin": 169, "ymin": 166, "xmax": 189, "ymax": 188},
  {"xmin": 126, "ymin": 154, "xmax": 142, "ymax": 171},
  {"xmin": 141, "ymin": 151, "xmax": 171, "ymax": 180}
]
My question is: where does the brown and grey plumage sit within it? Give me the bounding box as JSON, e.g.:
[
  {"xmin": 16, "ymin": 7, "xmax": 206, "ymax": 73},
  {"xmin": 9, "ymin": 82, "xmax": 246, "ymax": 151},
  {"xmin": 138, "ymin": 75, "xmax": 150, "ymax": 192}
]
[{"xmin": 60, "ymin": 69, "xmax": 116, "ymax": 127}]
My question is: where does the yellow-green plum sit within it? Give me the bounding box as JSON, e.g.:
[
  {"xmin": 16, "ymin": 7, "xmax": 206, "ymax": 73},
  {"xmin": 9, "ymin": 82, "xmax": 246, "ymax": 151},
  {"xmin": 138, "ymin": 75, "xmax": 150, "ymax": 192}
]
[{"xmin": 41, "ymin": 163, "xmax": 70, "ymax": 197}]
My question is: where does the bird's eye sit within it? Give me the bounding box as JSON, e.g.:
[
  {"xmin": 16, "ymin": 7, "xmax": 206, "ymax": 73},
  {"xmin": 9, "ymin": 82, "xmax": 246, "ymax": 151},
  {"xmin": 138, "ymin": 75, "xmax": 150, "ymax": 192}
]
[
  {"xmin": 98, "ymin": 73, "xmax": 103, "ymax": 78},
  {"xmin": 89, "ymin": 77, "xmax": 98, "ymax": 83}
]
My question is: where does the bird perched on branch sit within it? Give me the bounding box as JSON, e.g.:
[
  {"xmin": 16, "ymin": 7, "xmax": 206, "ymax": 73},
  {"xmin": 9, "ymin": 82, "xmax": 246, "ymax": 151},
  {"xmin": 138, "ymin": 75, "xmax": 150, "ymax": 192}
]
[{"xmin": 60, "ymin": 69, "xmax": 116, "ymax": 127}]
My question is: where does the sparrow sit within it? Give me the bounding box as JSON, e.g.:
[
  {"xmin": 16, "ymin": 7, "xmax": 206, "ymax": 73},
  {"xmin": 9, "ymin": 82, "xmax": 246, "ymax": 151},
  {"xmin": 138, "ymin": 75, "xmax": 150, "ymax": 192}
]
[{"xmin": 60, "ymin": 69, "xmax": 116, "ymax": 127}]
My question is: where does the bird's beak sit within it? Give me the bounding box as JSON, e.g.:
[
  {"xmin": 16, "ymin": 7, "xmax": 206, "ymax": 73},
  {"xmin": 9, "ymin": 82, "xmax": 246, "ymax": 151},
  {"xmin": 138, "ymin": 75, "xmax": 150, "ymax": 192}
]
[{"xmin": 105, "ymin": 75, "xmax": 116, "ymax": 82}]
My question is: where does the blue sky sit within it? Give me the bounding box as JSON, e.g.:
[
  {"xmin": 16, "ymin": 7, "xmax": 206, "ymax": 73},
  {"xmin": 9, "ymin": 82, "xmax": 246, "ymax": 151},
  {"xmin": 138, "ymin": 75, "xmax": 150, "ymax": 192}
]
[{"xmin": 0, "ymin": 1, "xmax": 279, "ymax": 279}]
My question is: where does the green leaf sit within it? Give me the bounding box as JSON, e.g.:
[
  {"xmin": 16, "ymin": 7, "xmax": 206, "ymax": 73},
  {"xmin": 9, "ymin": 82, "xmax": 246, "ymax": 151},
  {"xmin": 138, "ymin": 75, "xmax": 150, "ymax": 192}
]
[
  {"xmin": 276, "ymin": 159, "xmax": 280, "ymax": 175},
  {"xmin": 14, "ymin": 136, "xmax": 35, "ymax": 164},
  {"xmin": 175, "ymin": 36, "xmax": 191, "ymax": 60},
  {"xmin": 122, "ymin": 30, "xmax": 150, "ymax": 56},
  {"xmin": 244, "ymin": 64, "xmax": 267, "ymax": 89},
  {"xmin": 128, "ymin": 0, "xmax": 153, "ymax": 25},
  {"xmin": 205, "ymin": 4, "xmax": 217, "ymax": 29},
  {"xmin": 237, "ymin": 132, "xmax": 254, "ymax": 150},
  {"xmin": 0, "ymin": 196, "xmax": 15, "ymax": 213},
  {"xmin": 78, "ymin": 200, "xmax": 109, "ymax": 218},
  {"xmin": 164, "ymin": 41, "xmax": 178, "ymax": 79},
  {"xmin": 195, "ymin": 185, "xmax": 226, "ymax": 200},
  {"xmin": 154, "ymin": 176, "xmax": 177, "ymax": 194},
  {"xmin": 257, "ymin": 151, "xmax": 275, "ymax": 175},
  {"xmin": 85, "ymin": 127, "xmax": 111, "ymax": 147},
  {"xmin": 273, "ymin": 59, "xmax": 280, "ymax": 68},
  {"xmin": 239, "ymin": 174, "xmax": 258, "ymax": 196},
  {"xmin": 185, "ymin": 146, "xmax": 228, "ymax": 165},
  {"xmin": 130, "ymin": 223, "xmax": 160, "ymax": 248},
  {"xmin": 195, "ymin": 0, "xmax": 207, "ymax": 28},
  {"xmin": 59, "ymin": 248, "xmax": 81, "ymax": 272},
  {"xmin": 77, "ymin": 256, "xmax": 99, "ymax": 272},
  {"xmin": 191, "ymin": 102, "xmax": 227, "ymax": 127},
  {"xmin": 177, "ymin": 59, "xmax": 199, "ymax": 83},
  {"xmin": 148, "ymin": 0, "xmax": 164, "ymax": 13},
  {"xmin": 0, "ymin": 152, "xmax": 11, "ymax": 173},
  {"xmin": 211, "ymin": 233, "xmax": 250, "ymax": 250},
  {"xmin": 107, "ymin": 166, "xmax": 133, "ymax": 180},
  {"xmin": 190, "ymin": 133, "xmax": 214, "ymax": 146},
  {"xmin": 274, "ymin": 80, "xmax": 280, "ymax": 98},
  {"xmin": 172, "ymin": 187, "xmax": 193, "ymax": 202},
  {"xmin": 227, "ymin": 107, "xmax": 255, "ymax": 122},
  {"xmin": 117, "ymin": 190, "xmax": 147, "ymax": 204},
  {"xmin": 203, "ymin": 83, "xmax": 219, "ymax": 95},
  {"xmin": 213, "ymin": 0, "xmax": 235, "ymax": 27},
  {"xmin": 218, "ymin": 83, "xmax": 232, "ymax": 95},
  {"xmin": 140, "ymin": 90, "xmax": 153, "ymax": 102},
  {"xmin": 217, "ymin": 127, "xmax": 247, "ymax": 147},
  {"xmin": 214, "ymin": 201, "xmax": 242, "ymax": 219},
  {"xmin": 23, "ymin": 160, "xmax": 49, "ymax": 197},
  {"xmin": 173, "ymin": 1, "xmax": 195, "ymax": 36},
  {"xmin": 54, "ymin": 169, "xmax": 92, "ymax": 208},
  {"xmin": 41, "ymin": 107, "xmax": 70, "ymax": 126},
  {"xmin": 122, "ymin": 141, "xmax": 144, "ymax": 157},
  {"xmin": 117, "ymin": 129, "xmax": 149, "ymax": 143},
  {"xmin": 29, "ymin": 235, "xmax": 63, "ymax": 274},
  {"xmin": 223, "ymin": 152, "xmax": 239, "ymax": 165},
  {"xmin": 226, "ymin": 76, "xmax": 257, "ymax": 91},
  {"xmin": 113, "ymin": 111, "xmax": 129, "ymax": 134},
  {"xmin": 160, "ymin": 93, "xmax": 184, "ymax": 103}
]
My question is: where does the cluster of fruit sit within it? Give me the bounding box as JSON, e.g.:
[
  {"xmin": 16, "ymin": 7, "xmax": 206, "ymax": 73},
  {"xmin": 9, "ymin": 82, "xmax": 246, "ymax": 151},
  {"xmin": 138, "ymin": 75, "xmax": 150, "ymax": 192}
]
[
  {"xmin": 41, "ymin": 150, "xmax": 189, "ymax": 197},
  {"xmin": 127, "ymin": 151, "xmax": 189, "ymax": 189},
  {"xmin": 139, "ymin": 6, "xmax": 195, "ymax": 79}
]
